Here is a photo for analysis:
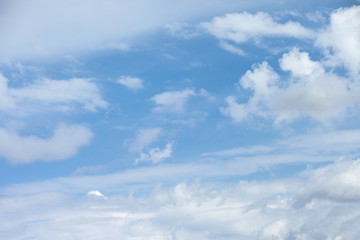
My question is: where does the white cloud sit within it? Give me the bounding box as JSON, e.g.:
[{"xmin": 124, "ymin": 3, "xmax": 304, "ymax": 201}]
[
  {"xmin": 0, "ymin": 74, "xmax": 108, "ymax": 113},
  {"xmin": 126, "ymin": 128, "xmax": 163, "ymax": 153},
  {"xmin": 135, "ymin": 142, "xmax": 174, "ymax": 164},
  {"xmin": 221, "ymin": 48, "xmax": 359, "ymax": 124},
  {"xmin": 201, "ymin": 11, "xmax": 313, "ymax": 44},
  {"xmin": 117, "ymin": 76, "xmax": 144, "ymax": 91},
  {"xmin": 87, "ymin": 190, "xmax": 107, "ymax": 200},
  {"xmin": 0, "ymin": 0, "xmax": 285, "ymax": 61},
  {"xmin": 3, "ymin": 160, "xmax": 360, "ymax": 240},
  {"xmin": 317, "ymin": 5, "xmax": 360, "ymax": 76},
  {"xmin": 0, "ymin": 123, "xmax": 93, "ymax": 164},
  {"xmin": 151, "ymin": 89, "xmax": 196, "ymax": 113}
]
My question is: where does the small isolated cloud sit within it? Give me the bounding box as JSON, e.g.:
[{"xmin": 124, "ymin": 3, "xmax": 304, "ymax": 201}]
[
  {"xmin": 87, "ymin": 190, "xmax": 107, "ymax": 200},
  {"xmin": 151, "ymin": 88, "xmax": 212, "ymax": 113},
  {"xmin": 201, "ymin": 11, "xmax": 313, "ymax": 46},
  {"xmin": 317, "ymin": 5, "xmax": 360, "ymax": 76},
  {"xmin": 126, "ymin": 128, "xmax": 162, "ymax": 153},
  {"xmin": 117, "ymin": 75, "xmax": 144, "ymax": 91},
  {"xmin": 135, "ymin": 142, "xmax": 174, "ymax": 164},
  {"xmin": 221, "ymin": 48, "xmax": 359, "ymax": 124},
  {"xmin": 0, "ymin": 74, "xmax": 108, "ymax": 113},
  {"xmin": 0, "ymin": 123, "xmax": 93, "ymax": 164}
]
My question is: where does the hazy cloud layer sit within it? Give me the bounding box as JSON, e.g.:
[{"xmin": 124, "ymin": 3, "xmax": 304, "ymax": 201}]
[
  {"xmin": 0, "ymin": 0, "xmax": 287, "ymax": 61},
  {"xmin": 2, "ymin": 160, "xmax": 360, "ymax": 240}
]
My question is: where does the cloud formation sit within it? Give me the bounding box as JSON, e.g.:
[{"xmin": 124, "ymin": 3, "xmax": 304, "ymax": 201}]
[
  {"xmin": 317, "ymin": 5, "xmax": 360, "ymax": 76},
  {"xmin": 0, "ymin": 124, "xmax": 93, "ymax": 164},
  {"xmin": 3, "ymin": 160, "xmax": 360, "ymax": 240},
  {"xmin": 221, "ymin": 48, "xmax": 359, "ymax": 124}
]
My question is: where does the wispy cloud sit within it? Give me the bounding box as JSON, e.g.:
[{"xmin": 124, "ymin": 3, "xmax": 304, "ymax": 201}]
[
  {"xmin": 126, "ymin": 128, "xmax": 163, "ymax": 153},
  {"xmin": 0, "ymin": 74, "xmax": 108, "ymax": 113},
  {"xmin": 151, "ymin": 88, "xmax": 213, "ymax": 113}
]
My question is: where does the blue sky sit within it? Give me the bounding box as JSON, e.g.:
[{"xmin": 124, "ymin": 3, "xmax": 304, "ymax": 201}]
[{"xmin": 1, "ymin": 0, "xmax": 360, "ymax": 239}]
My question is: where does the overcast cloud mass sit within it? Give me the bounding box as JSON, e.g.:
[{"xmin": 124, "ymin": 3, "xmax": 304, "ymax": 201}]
[{"xmin": 1, "ymin": 1, "xmax": 360, "ymax": 239}]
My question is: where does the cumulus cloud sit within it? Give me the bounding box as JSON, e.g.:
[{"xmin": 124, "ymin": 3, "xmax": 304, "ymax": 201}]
[
  {"xmin": 221, "ymin": 48, "xmax": 359, "ymax": 124},
  {"xmin": 317, "ymin": 5, "xmax": 360, "ymax": 76},
  {"xmin": 0, "ymin": 74, "xmax": 108, "ymax": 113},
  {"xmin": 135, "ymin": 142, "xmax": 174, "ymax": 164},
  {"xmin": 0, "ymin": 124, "xmax": 93, "ymax": 164},
  {"xmin": 117, "ymin": 75, "xmax": 144, "ymax": 91}
]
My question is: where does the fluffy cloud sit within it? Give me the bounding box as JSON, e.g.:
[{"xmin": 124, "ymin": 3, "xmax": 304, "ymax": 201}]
[
  {"xmin": 0, "ymin": 74, "xmax": 108, "ymax": 113},
  {"xmin": 117, "ymin": 75, "xmax": 144, "ymax": 91},
  {"xmin": 221, "ymin": 48, "xmax": 359, "ymax": 124},
  {"xmin": 3, "ymin": 160, "xmax": 360, "ymax": 240},
  {"xmin": 317, "ymin": 5, "xmax": 360, "ymax": 76},
  {"xmin": 0, "ymin": 124, "xmax": 93, "ymax": 164},
  {"xmin": 135, "ymin": 142, "xmax": 174, "ymax": 164}
]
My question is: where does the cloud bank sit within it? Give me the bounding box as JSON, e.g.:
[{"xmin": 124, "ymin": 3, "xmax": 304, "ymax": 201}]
[{"xmin": 2, "ymin": 160, "xmax": 360, "ymax": 239}]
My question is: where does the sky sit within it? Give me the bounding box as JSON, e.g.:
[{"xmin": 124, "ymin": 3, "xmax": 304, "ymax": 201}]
[{"xmin": 1, "ymin": 0, "xmax": 360, "ymax": 239}]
